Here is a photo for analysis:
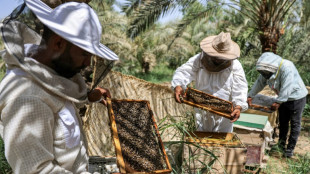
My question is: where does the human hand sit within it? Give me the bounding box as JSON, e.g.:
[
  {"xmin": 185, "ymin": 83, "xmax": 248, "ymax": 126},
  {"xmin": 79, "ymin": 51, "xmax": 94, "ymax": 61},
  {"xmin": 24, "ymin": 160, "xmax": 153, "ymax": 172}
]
[
  {"xmin": 87, "ymin": 87, "xmax": 111, "ymax": 106},
  {"xmin": 174, "ymin": 86, "xmax": 184, "ymax": 103},
  {"xmin": 230, "ymin": 106, "xmax": 241, "ymax": 123},
  {"xmin": 271, "ymin": 102, "xmax": 280, "ymax": 111},
  {"xmin": 247, "ymin": 97, "xmax": 252, "ymax": 106}
]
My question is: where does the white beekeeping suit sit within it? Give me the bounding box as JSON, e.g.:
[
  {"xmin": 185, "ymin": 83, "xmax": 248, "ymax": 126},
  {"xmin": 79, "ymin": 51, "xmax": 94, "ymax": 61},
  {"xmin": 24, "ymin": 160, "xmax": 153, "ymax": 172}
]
[{"xmin": 171, "ymin": 32, "xmax": 248, "ymax": 133}]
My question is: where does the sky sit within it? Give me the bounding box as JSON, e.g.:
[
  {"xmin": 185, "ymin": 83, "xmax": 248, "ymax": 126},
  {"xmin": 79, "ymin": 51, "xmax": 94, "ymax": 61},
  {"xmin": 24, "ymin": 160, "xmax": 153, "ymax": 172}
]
[
  {"xmin": 0, "ymin": 0, "xmax": 182, "ymax": 24},
  {"xmin": 0, "ymin": 0, "xmax": 23, "ymax": 20}
]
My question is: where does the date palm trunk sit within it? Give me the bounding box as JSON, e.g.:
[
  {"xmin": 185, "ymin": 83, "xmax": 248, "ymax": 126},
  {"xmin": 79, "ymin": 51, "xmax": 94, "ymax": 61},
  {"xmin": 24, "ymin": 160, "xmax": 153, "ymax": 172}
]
[
  {"xmin": 257, "ymin": 0, "xmax": 283, "ymax": 54},
  {"xmin": 259, "ymin": 26, "xmax": 282, "ymax": 54}
]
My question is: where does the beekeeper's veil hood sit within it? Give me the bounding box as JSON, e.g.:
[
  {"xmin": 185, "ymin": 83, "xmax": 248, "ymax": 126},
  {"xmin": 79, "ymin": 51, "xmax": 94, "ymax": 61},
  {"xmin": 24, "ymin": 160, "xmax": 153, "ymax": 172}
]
[
  {"xmin": 256, "ymin": 52, "xmax": 282, "ymax": 73},
  {"xmin": 0, "ymin": 1, "xmax": 118, "ymax": 103}
]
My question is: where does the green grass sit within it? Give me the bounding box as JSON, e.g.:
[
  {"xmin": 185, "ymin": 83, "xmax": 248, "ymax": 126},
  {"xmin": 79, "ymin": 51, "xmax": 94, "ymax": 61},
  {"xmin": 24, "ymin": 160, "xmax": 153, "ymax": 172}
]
[
  {"xmin": 130, "ymin": 64, "xmax": 175, "ymax": 84},
  {"xmin": 264, "ymin": 150, "xmax": 310, "ymax": 173},
  {"xmin": 304, "ymin": 103, "xmax": 310, "ymax": 119},
  {"xmin": 286, "ymin": 154, "xmax": 310, "ymax": 174},
  {"xmin": 0, "ymin": 137, "xmax": 12, "ymax": 174},
  {"xmin": 159, "ymin": 113, "xmax": 223, "ymax": 174}
]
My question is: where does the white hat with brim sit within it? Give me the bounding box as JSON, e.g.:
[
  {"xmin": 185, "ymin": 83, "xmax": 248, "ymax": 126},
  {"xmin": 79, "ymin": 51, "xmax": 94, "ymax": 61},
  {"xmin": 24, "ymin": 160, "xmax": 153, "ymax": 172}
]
[
  {"xmin": 200, "ymin": 32, "xmax": 240, "ymax": 60},
  {"xmin": 25, "ymin": 0, "xmax": 119, "ymax": 61}
]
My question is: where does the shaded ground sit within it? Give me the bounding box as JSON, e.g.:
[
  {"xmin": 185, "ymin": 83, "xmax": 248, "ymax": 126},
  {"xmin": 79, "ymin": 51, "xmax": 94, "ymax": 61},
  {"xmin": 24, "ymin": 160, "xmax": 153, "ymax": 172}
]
[{"xmin": 261, "ymin": 117, "xmax": 310, "ymax": 173}]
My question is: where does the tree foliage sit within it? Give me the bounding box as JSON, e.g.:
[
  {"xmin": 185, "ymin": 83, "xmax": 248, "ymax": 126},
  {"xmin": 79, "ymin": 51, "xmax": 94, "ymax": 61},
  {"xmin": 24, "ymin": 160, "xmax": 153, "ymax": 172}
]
[{"xmin": 125, "ymin": 0, "xmax": 298, "ymax": 54}]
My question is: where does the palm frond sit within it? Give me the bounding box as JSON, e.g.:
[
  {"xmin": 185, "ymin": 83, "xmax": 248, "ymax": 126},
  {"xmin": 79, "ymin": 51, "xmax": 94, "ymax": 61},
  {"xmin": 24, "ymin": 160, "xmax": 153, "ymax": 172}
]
[
  {"xmin": 168, "ymin": 2, "xmax": 221, "ymax": 49},
  {"xmin": 227, "ymin": 1, "xmax": 260, "ymax": 26},
  {"xmin": 122, "ymin": 0, "xmax": 142, "ymax": 16},
  {"xmin": 300, "ymin": 0, "xmax": 310, "ymax": 27},
  {"xmin": 275, "ymin": 0, "xmax": 297, "ymax": 24},
  {"xmin": 127, "ymin": 0, "xmax": 177, "ymax": 38},
  {"xmin": 127, "ymin": 0, "xmax": 198, "ymax": 38}
]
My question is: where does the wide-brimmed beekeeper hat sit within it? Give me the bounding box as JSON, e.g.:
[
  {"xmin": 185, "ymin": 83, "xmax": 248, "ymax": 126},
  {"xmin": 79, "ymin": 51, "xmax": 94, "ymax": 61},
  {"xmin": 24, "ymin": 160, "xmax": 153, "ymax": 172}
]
[
  {"xmin": 25, "ymin": 0, "xmax": 118, "ymax": 61},
  {"xmin": 200, "ymin": 32, "xmax": 240, "ymax": 60}
]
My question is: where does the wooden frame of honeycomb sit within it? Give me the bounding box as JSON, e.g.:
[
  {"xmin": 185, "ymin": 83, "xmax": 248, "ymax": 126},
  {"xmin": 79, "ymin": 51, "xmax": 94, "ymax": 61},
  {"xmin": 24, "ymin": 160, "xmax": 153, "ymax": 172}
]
[
  {"xmin": 249, "ymin": 104, "xmax": 273, "ymax": 113},
  {"xmin": 182, "ymin": 87, "xmax": 233, "ymax": 119},
  {"xmin": 185, "ymin": 131, "xmax": 243, "ymax": 147},
  {"xmin": 107, "ymin": 98, "xmax": 172, "ymax": 174}
]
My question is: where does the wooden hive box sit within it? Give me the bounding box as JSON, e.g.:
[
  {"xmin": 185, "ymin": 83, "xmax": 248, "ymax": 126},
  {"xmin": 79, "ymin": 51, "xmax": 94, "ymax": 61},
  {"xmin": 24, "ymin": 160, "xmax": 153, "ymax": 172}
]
[
  {"xmin": 233, "ymin": 128, "xmax": 266, "ymax": 168},
  {"xmin": 107, "ymin": 99, "xmax": 172, "ymax": 174},
  {"xmin": 182, "ymin": 87, "xmax": 233, "ymax": 119},
  {"xmin": 183, "ymin": 131, "xmax": 246, "ymax": 174},
  {"xmin": 234, "ymin": 114, "xmax": 270, "ymax": 169}
]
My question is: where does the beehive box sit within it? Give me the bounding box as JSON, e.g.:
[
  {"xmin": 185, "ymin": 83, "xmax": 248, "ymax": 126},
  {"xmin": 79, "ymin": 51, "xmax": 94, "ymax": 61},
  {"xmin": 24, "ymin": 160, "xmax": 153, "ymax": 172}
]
[
  {"xmin": 107, "ymin": 99, "xmax": 172, "ymax": 174},
  {"xmin": 183, "ymin": 131, "xmax": 246, "ymax": 174},
  {"xmin": 182, "ymin": 87, "xmax": 233, "ymax": 119},
  {"xmin": 233, "ymin": 128, "xmax": 266, "ymax": 167}
]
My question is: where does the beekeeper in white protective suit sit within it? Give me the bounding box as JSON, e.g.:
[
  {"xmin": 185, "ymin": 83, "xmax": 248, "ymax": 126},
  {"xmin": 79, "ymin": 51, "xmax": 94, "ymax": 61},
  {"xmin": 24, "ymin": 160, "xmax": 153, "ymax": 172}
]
[
  {"xmin": 0, "ymin": 0, "xmax": 118, "ymax": 173},
  {"xmin": 171, "ymin": 32, "xmax": 248, "ymax": 133}
]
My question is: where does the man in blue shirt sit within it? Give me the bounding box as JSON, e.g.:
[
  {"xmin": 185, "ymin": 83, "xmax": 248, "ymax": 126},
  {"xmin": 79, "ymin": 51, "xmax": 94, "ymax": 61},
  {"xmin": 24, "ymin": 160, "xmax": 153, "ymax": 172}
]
[{"xmin": 248, "ymin": 52, "xmax": 308, "ymax": 158}]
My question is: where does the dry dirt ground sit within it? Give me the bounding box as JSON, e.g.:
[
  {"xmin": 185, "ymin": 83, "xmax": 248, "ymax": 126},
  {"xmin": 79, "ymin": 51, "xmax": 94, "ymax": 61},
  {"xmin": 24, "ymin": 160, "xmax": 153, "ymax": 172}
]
[{"xmin": 260, "ymin": 117, "xmax": 310, "ymax": 173}]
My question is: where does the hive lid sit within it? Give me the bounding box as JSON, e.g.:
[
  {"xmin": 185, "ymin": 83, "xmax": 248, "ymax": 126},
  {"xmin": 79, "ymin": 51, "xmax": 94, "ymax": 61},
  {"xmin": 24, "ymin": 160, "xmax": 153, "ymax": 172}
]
[{"xmin": 234, "ymin": 113, "xmax": 268, "ymax": 129}]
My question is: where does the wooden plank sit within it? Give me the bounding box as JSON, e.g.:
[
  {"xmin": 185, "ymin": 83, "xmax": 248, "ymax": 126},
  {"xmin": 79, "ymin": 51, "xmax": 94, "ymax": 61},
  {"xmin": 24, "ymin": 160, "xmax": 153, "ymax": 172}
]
[
  {"xmin": 185, "ymin": 138, "xmax": 241, "ymax": 146},
  {"xmin": 111, "ymin": 99, "xmax": 149, "ymax": 102},
  {"xmin": 188, "ymin": 131, "xmax": 235, "ymax": 140},
  {"xmin": 185, "ymin": 131, "xmax": 242, "ymax": 147},
  {"xmin": 107, "ymin": 98, "xmax": 126, "ymax": 173},
  {"xmin": 153, "ymin": 169, "xmax": 173, "ymax": 173}
]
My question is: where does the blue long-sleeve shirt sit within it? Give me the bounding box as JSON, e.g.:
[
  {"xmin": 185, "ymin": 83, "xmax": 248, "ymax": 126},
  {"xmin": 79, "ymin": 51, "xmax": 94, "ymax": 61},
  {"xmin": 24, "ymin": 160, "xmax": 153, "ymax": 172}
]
[{"xmin": 248, "ymin": 52, "xmax": 308, "ymax": 103}]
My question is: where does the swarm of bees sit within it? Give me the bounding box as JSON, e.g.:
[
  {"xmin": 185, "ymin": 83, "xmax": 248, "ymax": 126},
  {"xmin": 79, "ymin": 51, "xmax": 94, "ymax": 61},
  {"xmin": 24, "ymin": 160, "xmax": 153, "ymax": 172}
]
[
  {"xmin": 185, "ymin": 87, "xmax": 233, "ymax": 113},
  {"xmin": 111, "ymin": 100, "xmax": 166, "ymax": 172}
]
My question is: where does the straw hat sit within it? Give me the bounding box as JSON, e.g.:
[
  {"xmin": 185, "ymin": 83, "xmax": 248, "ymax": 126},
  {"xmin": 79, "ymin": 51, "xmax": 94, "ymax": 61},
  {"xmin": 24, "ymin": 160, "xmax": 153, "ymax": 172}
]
[
  {"xmin": 200, "ymin": 32, "xmax": 240, "ymax": 60},
  {"xmin": 25, "ymin": 0, "xmax": 118, "ymax": 61}
]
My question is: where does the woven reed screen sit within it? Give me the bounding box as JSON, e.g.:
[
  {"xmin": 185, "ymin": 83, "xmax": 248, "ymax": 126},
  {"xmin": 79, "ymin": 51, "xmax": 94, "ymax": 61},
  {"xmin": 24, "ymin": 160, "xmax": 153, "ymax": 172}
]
[{"xmin": 83, "ymin": 59, "xmax": 193, "ymax": 156}]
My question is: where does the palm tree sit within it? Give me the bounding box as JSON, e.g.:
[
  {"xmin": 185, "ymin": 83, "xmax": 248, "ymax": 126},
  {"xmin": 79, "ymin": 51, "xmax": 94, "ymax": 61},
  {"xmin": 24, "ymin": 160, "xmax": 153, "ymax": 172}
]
[
  {"xmin": 125, "ymin": 0, "xmax": 297, "ymax": 54},
  {"xmin": 229, "ymin": 0, "xmax": 296, "ymax": 53},
  {"xmin": 300, "ymin": 0, "xmax": 310, "ymax": 27}
]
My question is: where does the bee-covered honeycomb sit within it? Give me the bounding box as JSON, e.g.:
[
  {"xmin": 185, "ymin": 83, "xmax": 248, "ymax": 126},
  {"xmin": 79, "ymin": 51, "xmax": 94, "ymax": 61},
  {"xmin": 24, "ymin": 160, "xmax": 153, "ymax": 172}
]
[
  {"xmin": 185, "ymin": 88, "xmax": 233, "ymax": 113},
  {"xmin": 111, "ymin": 100, "xmax": 166, "ymax": 172}
]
